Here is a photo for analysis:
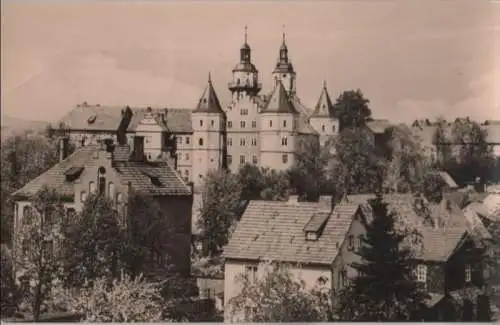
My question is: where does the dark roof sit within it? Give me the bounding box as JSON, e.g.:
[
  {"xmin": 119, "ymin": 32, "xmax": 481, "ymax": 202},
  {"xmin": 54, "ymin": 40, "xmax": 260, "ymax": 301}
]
[
  {"xmin": 127, "ymin": 108, "xmax": 169, "ymax": 132},
  {"xmin": 13, "ymin": 145, "xmax": 191, "ymax": 199},
  {"xmin": 222, "ymin": 201, "xmax": 358, "ymax": 265},
  {"xmin": 233, "ymin": 62, "xmax": 258, "ymax": 73},
  {"xmin": 310, "ymin": 83, "xmax": 334, "ymax": 118},
  {"xmin": 60, "ymin": 105, "xmax": 194, "ymax": 134},
  {"xmin": 273, "ymin": 61, "xmax": 295, "ymax": 74},
  {"xmin": 297, "ymin": 116, "xmax": 319, "ymax": 135},
  {"xmin": 260, "ymin": 81, "xmax": 299, "ymax": 115},
  {"xmin": 193, "ymin": 77, "xmax": 224, "ymax": 114},
  {"xmin": 366, "ymin": 119, "xmax": 391, "ymax": 134}
]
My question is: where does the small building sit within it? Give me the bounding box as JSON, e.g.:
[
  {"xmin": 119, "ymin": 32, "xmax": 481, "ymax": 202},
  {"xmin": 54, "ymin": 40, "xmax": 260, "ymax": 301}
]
[
  {"xmin": 222, "ymin": 197, "xmax": 360, "ymax": 321},
  {"xmin": 12, "ymin": 136, "xmax": 193, "ymax": 275}
]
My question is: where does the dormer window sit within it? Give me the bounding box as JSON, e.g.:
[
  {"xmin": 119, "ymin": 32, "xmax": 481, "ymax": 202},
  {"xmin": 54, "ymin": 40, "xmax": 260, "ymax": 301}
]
[{"xmin": 306, "ymin": 231, "xmax": 318, "ymax": 241}]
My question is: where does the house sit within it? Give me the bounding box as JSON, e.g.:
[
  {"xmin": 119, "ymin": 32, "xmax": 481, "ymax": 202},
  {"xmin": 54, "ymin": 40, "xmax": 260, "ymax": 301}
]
[
  {"xmin": 345, "ymin": 193, "xmax": 490, "ymax": 321},
  {"xmin": 221, "ymin": 197, "xmax": 364, "ymax": 321},
  {"xmin": 11, "ymin": 136, "xmax": 193, "ymax": 276}
]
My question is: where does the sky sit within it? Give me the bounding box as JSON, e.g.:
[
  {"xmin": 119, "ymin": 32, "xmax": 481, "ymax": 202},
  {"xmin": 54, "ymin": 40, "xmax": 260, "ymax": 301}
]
[{"xmin": 1, "ymin": 0, "xmax": 500, "ymax": 123}]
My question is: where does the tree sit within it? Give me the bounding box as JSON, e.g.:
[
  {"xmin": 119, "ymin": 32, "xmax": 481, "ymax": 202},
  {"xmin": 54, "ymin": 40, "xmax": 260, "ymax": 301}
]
[
  {"xmin": 237, "ymin": 164, "xmax": 290, "ymax": 201},
  {"xmin": 329, "ymin": 127, "xmax": 383, "ymax": 196},
  {"xmin": 13, "ymin": 187, "xmax": 67, "ymax": 321},
  {"xmin": 449, "ymin": 118, "xmax": 494, "ymax": 185},
  {"xmin": 432, "ymin": 117, "xmax": 452, "ymax": 167},
  {"xmin": 259, "ymin": 168, "xmax": 290, "ymax": 201},
  {"xmin": 338, "ymin": 195, "xmax": 428, "ymax": 321},
  {"xmin": 482, "ymin": 219, "xmax": 500, "ymax": 321},
  {"xmin": 61, "ymin": 194, "xmax": 125, "ymax": 288},
  {"xmin": 420, "ymin": 171, "xmax": 446, "ymax": 204},
  {"xmin": 289, "ymin": 136, "xmax": 331, "ymax": 201},
  {"xmin": 1, "ymin": 244, "xmax": 20, "ymax": 317},
  {"xmin": 383, "ymin": 125, "xmax": 429, "ymax": 194},
  {"xmin": 198, "ymin": 170, "xmax": 243, "ymax": 257},
  {"xmin": 1, "ymin": 131, "xmax": 74, "ymax": 244},
  {"xmin": 61, "ymin": 271, "xmax": 164, "ymax": 322},
  {"xmin": 332, "ymin": 89, "xmax": 372, "ymax": 131},
  {"xmin": 227, "ymin": 261, "xmax": 336, "ymax": 322}
]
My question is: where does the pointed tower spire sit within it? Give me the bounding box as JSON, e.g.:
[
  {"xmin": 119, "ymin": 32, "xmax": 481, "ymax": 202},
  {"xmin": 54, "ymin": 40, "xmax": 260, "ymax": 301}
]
[
  {"xmin": 311, "ymin": 81, "xmax": 334, "ymax": 118},
  {"xmin": 261, "ymin": 80, "xmax": 298, "ymax": 114},
  {"xmin": 244, "ymin": 25, "xmax": 248, "ymax": 44},
  {"xmin": 194, "ymin": 73, "xmax": 224, "ymax": 113}
]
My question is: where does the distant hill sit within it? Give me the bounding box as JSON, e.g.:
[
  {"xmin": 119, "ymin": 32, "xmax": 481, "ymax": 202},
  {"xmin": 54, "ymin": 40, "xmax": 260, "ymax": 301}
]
[{"xmin": 1, "ymin": 114, "xmax": 49, "ymax": 139}]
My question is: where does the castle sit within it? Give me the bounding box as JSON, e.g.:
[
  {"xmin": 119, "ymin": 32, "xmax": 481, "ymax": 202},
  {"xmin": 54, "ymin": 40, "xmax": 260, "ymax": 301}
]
[{"xmin": 59, "ymin": 29, "xmax": 340, "ymax": 190}]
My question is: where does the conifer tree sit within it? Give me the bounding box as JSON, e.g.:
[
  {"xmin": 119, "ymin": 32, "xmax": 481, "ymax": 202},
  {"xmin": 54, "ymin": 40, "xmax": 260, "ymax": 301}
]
[{"xmin": 338, "ymin": 195, "xmax": 428, "ymax": 321}]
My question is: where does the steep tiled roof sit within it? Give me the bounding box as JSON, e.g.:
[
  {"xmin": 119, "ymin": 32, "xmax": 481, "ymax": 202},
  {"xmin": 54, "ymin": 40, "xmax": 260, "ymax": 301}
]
[
  {"xmin": 297, "ymin": 117, "xmax": 319, "ymax": 135},
  {"xmin": 310, "ymin": 83, "xmax": 334, "ymax": 118},
  {"xmin": 290, "ymin": 97, "xmax": 313, "ymax": 117},
  {"xmin": 260, "ymin": 81, "xmax": 298, "ymax": 115},
  {"xmin": 462, "ymin": 206, "xmax": 492, "ymax": 240},
  {"xmin": 193, "ymin": 75, "xmax": 224, "ymax": 114},
  {"xmin": 13, "ymin": 144, "xmax": 191, "ymax": 199},
  {"xmin": 127, "ymin": 108, "xmax": 193, "ymax": 133},
  {"xmin": 59, "ymin": 103, "xmax": 123, "ymax": 132},
  {"xmin": 222, "ymin": 201, "xmax": 358, "ymax": 265},
  {"xmin": 415, "ymin": 227, "xmax": 466, "ymax": 261},
  {"xmin": 127, "ymin": 108, "xmax": 169, "ymax": 132}
]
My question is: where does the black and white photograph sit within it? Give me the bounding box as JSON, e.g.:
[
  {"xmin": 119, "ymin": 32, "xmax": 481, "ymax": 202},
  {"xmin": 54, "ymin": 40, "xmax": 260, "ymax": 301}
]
[{"xmin": 1, "ymin": 0, "xmax": 500, "ymax": 322}]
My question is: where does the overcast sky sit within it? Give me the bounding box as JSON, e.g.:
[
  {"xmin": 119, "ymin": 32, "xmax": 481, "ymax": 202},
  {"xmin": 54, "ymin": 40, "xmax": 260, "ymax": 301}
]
[{"xmin": 1, "ymin": 0, "xmax": 499, "ymax": 123}]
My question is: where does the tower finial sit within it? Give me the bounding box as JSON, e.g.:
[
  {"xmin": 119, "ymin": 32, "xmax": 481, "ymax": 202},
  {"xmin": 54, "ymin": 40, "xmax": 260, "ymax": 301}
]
[
  {"xmin": 244, "ymin": 25, "xmax": 248, "ymax": 44},
  {"xmin": 208, "ymin": 71, "xmax": 212, "ymax": 84},
  {"xmin": 282, "ymin": 24, "xmax": 286, "ymax": 44},
  {"xmin": 323, "ymin": 80, "xmax": 327, "ymax": 89}
]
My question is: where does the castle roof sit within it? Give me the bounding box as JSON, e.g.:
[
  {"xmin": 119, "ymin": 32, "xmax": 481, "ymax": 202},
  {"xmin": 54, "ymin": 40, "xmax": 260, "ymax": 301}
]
[
  {"xmin": 260, "ymin": 80, "xmax": 298, "ymax": 115},
  {"xmin": 12, "ymin": 144, "xmax": 191, "ymax": 200},
  {"xmin": 193, "ymin": 74, "xmax": 224, "ymax": 114},
  {"xmin": 310, "ymin": 82, "xmax": 334, "ymax": 118}
]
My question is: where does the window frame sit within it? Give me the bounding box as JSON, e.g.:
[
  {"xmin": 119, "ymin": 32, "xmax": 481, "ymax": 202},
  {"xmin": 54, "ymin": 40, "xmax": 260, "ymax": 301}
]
[
  {"xmin": 282, "ymin": 154, "xmax": 288, "ymax": 164},
  {"xmin": 416, "ymin": 264, "xmax": 427, "ymax": 283},
  {"xmin": 465, "ymin": 263, "xmax": 471, "ymax": 282}
]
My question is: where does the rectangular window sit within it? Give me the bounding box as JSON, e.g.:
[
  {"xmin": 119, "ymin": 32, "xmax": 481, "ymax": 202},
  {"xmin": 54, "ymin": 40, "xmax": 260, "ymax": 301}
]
[
  {"xmin": 228, "ymin": 121, "xmax": 233, "ymax": 128},
  {"xmin": 322, "ymin": 125, "xmax": 326, "ymax": 132},
  {"xmin": 332, "ymin": 125, "xmax": 336, "ymax": 132},
  {"xmin": 239, "ymin": 155, "xmax": 246, "ymax": 165},
  {"xmin": 228, "ymin": 138, "xmax": 232, "ymax": 146},
  {"xmin": 416, "ymin": 264, "xmax": 427, "ymax": 282},
  {"xmin": 252, "ymin": 155, "xmax": 258, "ymax": 164},
  {"xmin": 283, "ymin": 120, "xmax": 287, "ymax": 127},
  {"xmin": 185, "ymin": 137, "xmax": 190, "ymax": 144},
  {"xmin": 269, "ymin": 120, "xmax": 273, "ymax": 127},
  {"xmin": 251, "ymin": 138, "xmax": 257, "ymax": 146},
  {"xmin": 240, "ymin": 121, "xmax": 246, "ymax": 128},
  {"xmin": 200, "ymin": 120, "xmax": 204, "ymax": 127},
  {"xmin": 282, "ymin": 154, "xmax": 288, "ymax": 164},
  {"xmin": 347, "ymin": 235, "xmax": 354, "ymax": 251},
  {"xmin": 211, "ymin": 120, "xmax": 215, "ymax": 127},
  {"xmin": 80, "ymin": 191, "xmax": 87, "ymax": 202},
  {"xmin": 465, "ymin": 264, "xmax": 471, "ymax": 282},
  {"xmin": 185, "ymin": 153, "xmax": 189, "ymax": 161},
  {"xmin": 281, "ymin": 137, "xmax": 288, "ymax": 146},
  {"xmin": 245, "ymin": 265, "xmax": 258, "ymax": 283},
  {"xmin": 89, "ymin": 181, "xmax": 96, "ymax": 194},
  {"xmin": 227, "ymin": 155, "xmax": 232, "ymax": 165},
  {"xmin": 240, "ymin": 138, "xmax": 246, "ymax": 146},
  {"xmin": 252, "ymin": 121, "xmax": 257, "ymax": 128}
]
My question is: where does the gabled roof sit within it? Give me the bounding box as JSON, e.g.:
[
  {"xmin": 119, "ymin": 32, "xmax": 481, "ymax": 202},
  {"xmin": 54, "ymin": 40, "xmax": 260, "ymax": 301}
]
[
  {"xmin": 260, "ymin": 81, "xmax": 298, "ymax": 115},
  {"xmin": 416, "ymin": 228, "xmax": 466, "ymax": 262},
  {"xmin": 59, "ymin": 103, "xmax": 123, "ymax": 132},
  {"xmin": 222, "ymin": 201, "xmax": 358, "ymax": 265},
  {"xmin": 127, "ymin": 108, "xmax": 169, "ymax": 132},
  {"xmin": 13, "ymin": 144, "xmax": 191, "ymax": 199},
  {"xmin": 193, "ymin": 75, "xmax": 224, "ymax": 114},
  {"xmin": 310, "ymin": 82, "xmax": 334, "ymax": 118},
  {"xmin": 297, "ymin": 117, "xmax": 319, "ymax": 135}
]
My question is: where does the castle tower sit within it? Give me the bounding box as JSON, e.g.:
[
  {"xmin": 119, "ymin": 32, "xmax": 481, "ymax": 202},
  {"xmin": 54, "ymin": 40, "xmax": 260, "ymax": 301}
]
[
  {"xmin": 192, "ymin": 73, "xmax": 226, "ymax": 189},
  {"xmin": 228, "ymin": 26, "xmax": 262, "ymax": 102},
  {"xmin": 226, "ymin": 27, "xmax": 262, "ymax": 173},
  {"xmin": 272, "ymin": 29, "xmax": 296, "ymax": 97},
  {"xmin": 259, "ymin": 80, "xmax": 299, "ymax": 171},
  {"xmin": 309, "ymin": 81, "xmax": 339, "ymax": 146}
]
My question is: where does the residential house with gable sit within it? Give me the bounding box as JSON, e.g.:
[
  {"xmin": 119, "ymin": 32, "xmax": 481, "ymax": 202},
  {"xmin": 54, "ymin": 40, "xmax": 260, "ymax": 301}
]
[
  {"xmin": 12, "ymin": 136, "xmax": 193, "ymax": 276},
  {"xmin": 221, "ymin": 196, "xmax": 367, "ymax": 321}
]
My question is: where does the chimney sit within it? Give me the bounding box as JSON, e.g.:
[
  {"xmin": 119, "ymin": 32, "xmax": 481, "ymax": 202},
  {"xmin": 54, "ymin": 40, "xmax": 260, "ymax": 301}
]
[
  {"xmin": 59, "ymin": 136, "xmax": 69, "ymax": 162},
  {"xmin": 133, "ymin": 136, "xmax": 145, "ymax": 161}
]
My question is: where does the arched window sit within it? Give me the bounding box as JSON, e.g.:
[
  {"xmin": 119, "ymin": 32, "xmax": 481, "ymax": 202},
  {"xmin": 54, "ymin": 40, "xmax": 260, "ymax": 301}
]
[
  {"xmin": 98, "ymin": 167, "xmax": 106, "ymax": 195},
  {"xmin": 108, "ymin": 182, "xmax": 115, "ymax": 200},
  {"xmin": 199, "ymin": 138, "xmax": 204, "ymax": 146}
]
